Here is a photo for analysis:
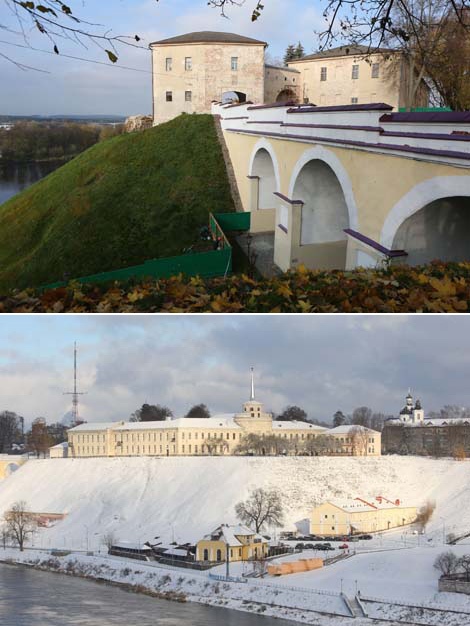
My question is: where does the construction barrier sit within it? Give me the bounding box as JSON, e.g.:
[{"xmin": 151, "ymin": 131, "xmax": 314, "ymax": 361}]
[{"xmin": 267, "ymin": 557, "xmax": 323, "ymax": 576}]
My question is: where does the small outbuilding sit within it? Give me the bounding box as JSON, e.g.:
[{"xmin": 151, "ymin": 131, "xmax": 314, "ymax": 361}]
[
  {"xmin": 196, "ymin": 524, "xmax": 268, "ymax": 563},
  {"xmin": 49, "ymin": 442, "xmax": 68, "ymax": 458}
]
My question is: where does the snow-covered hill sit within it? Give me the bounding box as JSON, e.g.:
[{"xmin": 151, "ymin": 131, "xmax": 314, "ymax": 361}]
[{"xmin": 0, "ymin": 456, "xmax": 469, "ymax": 550}]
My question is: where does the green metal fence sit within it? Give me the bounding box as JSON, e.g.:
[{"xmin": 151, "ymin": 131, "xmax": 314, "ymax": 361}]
[
  {"xmin": 213, "ymin": 212, "xmax": 251, "ymax": 232},
  {"xmin": 43, "ymin": 212, "xmax": 237, "ymax": 290},
  {"xmin": 398, "ymin": 107, "xmax": 452, "ymax": 112}
]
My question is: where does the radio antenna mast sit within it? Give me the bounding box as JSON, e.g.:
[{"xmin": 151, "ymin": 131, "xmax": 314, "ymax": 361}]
[{"xmin": 63, "ymin": 342, "xmax": 87, "ymax": 426}]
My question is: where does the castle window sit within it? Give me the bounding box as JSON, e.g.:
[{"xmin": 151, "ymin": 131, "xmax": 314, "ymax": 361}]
[
  {"xmin": 351, "ymin": 97, "xmax": 358, "ymax": 104},
  {"xmin": 166, "ymin": 91, "xmax": 173, "ymax": 102},
  {"xmin": 352, "ymin": 64, "xmax": 359, "ymax": 79},
  {"xmin": 371, "ymin": 63, "xmax": 380, "ymax": 78},
  {"xmin": 185, "ymin": 90, "xmax": 192, "ymax": 102},
  {"xmin": 231, "ymin": 57, "xmax": 238, "ymax": 71},
  {"xmin": 320, "ymin": 67, "xmax": 327, "ymax": 81},
  {"xmin": 165, "ymin": 57, "xmax": 172, "ymax": 72},
  {"xmin": 185, "ymin": 57, "xmax": 192, "ymax": 71}
]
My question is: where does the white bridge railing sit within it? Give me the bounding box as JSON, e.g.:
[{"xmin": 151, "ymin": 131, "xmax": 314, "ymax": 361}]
[{"xmin": 212, "ymin": 102, "xmax": 470, "ymax": 167}]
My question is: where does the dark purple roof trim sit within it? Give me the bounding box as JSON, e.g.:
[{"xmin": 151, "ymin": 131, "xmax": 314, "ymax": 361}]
[
  {"xmin": 381, "ymin": 130, "xmax": 470, "ymax": 142},
  {"xmin": 274, "ymin": 192, "xmax": 304, "ymax": 205},
  {"xmin": 225, "ymin": 116, "xmax": 249, "ymax": 121},
  {"xmin": 344, "ymin": 229, "xmax": 408, "ymax": 257},
  {"xmin": 287, "ymin": 103, "xmax": 393, "ymax": 114},
  {"xmin": 282, "ymin": 123, "xmax": 381, "ymax": 133},
  {"xmin": 380, "ymin": 112, "xmax": 470, "ymax": 124},
  {"xmin": 246, "ymin": 120, "xmax": 284, "ymax": 125},
  {"xmin": 248, "ymin": 102, "xmax": 310, "ymax": 111},
  {"xmin": 278, "ymin": 224, "xmax": 288, "ymax": 234},
  {"xmin": 225, "ymin": 128, "xmax": 470, "ymax": 161}
]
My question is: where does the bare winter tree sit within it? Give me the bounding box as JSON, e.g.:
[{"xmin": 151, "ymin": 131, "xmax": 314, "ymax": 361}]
[
  {"xmin": 103, "ymin": 531, "xmax": 118, "ymax": 550},
  {"xmin": 4, "ymin": 1, "xmax": 468, "ymax": 70},
  {"xmin": 204, "ymin": 435, "xmax": 228, "ymax": 456},
  {"xmin": 235, "ymin": 488, "xmax": 284, "ymax": 533},
  {"xmin": 434, "ymin": 550, "xmax": 459, "ymax": 577},
  {"xmin": 350, "ymin": 425, "xmax": 370, "ymax": 455},
  {"xmin": 457, "ymin": 554, "xmax": 470, "ymax": 581},
  {"xmin": 4, "ymin": 501, "xmax": 37, "ymax": 551},
  {"xmin": 1, "ymin": 0, "xmax": 145, "ymax": 68},
  {"xmin": 416, "ymin": 500, "xmax": 436, "ymax": 528},
  {"xmin": 303, "ymin": 434, "xmax": 336, "ymax": 456}
]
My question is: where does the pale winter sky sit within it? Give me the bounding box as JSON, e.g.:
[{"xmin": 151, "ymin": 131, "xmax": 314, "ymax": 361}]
[
  {"xmin": 0, "ymin": 0, "xmax": 327, "ymax": 116},
  {"xmin": 0, "ymin": 314, "xmax": 469, "ymax": 428}
]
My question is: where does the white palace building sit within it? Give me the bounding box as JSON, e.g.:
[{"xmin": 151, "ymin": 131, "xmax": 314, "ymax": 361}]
[{"xmin": 64, "ymin": 371, "xmax": 381, "ymax": 458}]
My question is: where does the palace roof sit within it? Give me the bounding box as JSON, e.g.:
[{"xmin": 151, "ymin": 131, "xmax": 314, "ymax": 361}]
[
  {"xmin": 287, "ymin": 44, "xmax": 396, "ymax": 63},
  {"xmin": 150, "ymin": 31, "xmax": 267, "ymax": 47}
]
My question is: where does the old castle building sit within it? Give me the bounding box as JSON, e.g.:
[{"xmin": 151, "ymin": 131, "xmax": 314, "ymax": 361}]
[
  {"xmin": 65, "ymin": 371, "xmax": 381, "ymax": 458},
  {"xmin": 150, "ymin": 32, "xmax": 426, "ymax": 125},
  {"xmin": 383, "ymin": 391, "xmax": 470, "ymax": 457},
  {"xmin": 286, "ymin": 45, "xmax": 428, "ymax": 110}
]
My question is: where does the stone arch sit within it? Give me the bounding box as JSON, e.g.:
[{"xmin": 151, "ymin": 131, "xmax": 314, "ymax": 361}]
[
  {"xmin": 392, "ymin": 196, "xmax": 470, "ymax": 265},
  {"xmin": 249, "ymin": 139, "xmax": 281, "ymax": 210},
  {"xmin": 222, "ymin": 91, "xmax": 247, "ymax": 104},
  {"xmin": 288, "ymin": 146, "xmax": 359, "ymax": 232},
  {"xmin": 276, "ymin": 88, "xmax": 298, "ymax": 103},
  {"xmin": 381, "ymin": 176, "xmax": 470, "ymax": 249}
]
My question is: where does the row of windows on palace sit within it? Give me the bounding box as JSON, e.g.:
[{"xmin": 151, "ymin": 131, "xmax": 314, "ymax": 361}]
[
  {"xmin": 71, "ymin": 443, "xmax": 376, "ymax": 455},
  {"xmin": 163, "ymin": 91, "xmax": 374, "ymax": 105},
  {"xmin": 163, "ymin": 57, "xmax": 241, "ymax": 72},
  {"xmin": 71, "ymin": 432, "xmax": 378, "ymax": 444},
  {"xmin": 161, "ymin": 56, "xmax": 381, "ymax": 80}
]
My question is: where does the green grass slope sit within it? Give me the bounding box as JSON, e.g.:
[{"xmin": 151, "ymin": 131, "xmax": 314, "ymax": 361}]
[{"xmin": 0, "ymin": 114, "xmax": 234, "ymax": 292}]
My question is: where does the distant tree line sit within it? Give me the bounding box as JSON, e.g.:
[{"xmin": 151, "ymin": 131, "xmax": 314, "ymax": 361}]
[
  {"xmin": 0, "ymin": 121, "xmax": 123, "ymax": 162},
  {"xmin": 0, "ymin": 410, "xmax": 67, "ymax": 457}
]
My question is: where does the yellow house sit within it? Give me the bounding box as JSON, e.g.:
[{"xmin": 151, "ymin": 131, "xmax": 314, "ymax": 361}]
[
  {"xmin": 311, "ymin": 497, "xmax": 418, "ymax": 536},
  {"xmin": 196, "ymin": 524, "xmax": 268, "ymax": 563}
]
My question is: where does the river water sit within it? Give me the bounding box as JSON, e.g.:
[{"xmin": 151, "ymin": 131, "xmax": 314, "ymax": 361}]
[
  {"xmin": 0, "ymin": 564, "xmax": 298, "ymax": 626},
  {"xmin": 0, "ymin": 161, "xmax": 64, "ymax": 205}
]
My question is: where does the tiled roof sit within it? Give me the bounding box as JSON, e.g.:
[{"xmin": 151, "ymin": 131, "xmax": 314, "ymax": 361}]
[
  {"xmin": 287, "ymin": 44, "xmax": 395, "ymax": 63},
  {"xmin": 150, "ymin": 31, "xmax": 267, "ymax": 46}
]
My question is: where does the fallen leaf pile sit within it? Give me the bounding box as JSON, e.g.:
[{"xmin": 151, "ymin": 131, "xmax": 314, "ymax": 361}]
[{"xmin": 1, "ymin": 261, "xmax": 470, "ymax": 313}]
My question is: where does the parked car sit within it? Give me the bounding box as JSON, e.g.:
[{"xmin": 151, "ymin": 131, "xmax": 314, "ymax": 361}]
[
  {"xmin": 323, "ymin": 544, "xmax": 335, "ymax": 551},
  {"xmin": 304, "ymin": 543, "xmax": 314, "ymax": 549},
  {"xmin": 295, "ymin": 543, "xmax": 304, "ymax": 550},
  {"xmin": 339, "ymin": 543, "xmax": 349, "ymax": 549}
]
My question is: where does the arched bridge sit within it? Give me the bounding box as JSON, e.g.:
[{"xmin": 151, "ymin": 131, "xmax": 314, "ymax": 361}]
[
  {"xmin": 213, "ymin": 102, "xmax": 470, "ymax": 270},
  {"xmin": 0, "ymin": 455, "xmax": 28, "ymax": 480}
]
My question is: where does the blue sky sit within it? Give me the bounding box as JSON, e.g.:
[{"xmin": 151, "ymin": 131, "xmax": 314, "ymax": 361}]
[
  {"xmin": 1, "ymin": 314, "xmax": 470, "ymax": 427},
  {"xmin": 0, "ymin": 0, "xmax": 326, "ymax": 115}
]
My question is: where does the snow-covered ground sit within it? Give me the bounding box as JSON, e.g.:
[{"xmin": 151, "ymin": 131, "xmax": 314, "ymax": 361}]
[
  {"xmin": 1, "ymin": 456, "xmax": 469, "ymax": 548},
  {"xmin": 2, "ymin": 456, "xmax": 470, "ymax": 622}
]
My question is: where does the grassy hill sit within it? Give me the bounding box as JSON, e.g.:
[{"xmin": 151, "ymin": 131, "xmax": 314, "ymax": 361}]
[{"xmin": 0, "ymin": 114, "xmax": 234, "ymax": 292}]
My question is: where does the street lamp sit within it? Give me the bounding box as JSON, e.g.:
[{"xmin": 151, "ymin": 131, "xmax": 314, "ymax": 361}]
[
  {"xmin": 440, "ymin": 517, "xmax": 446, "ymax": 544},
  {"xmin": 83, "ymin": 524, "xmax": 89, "ymax": 552}
]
